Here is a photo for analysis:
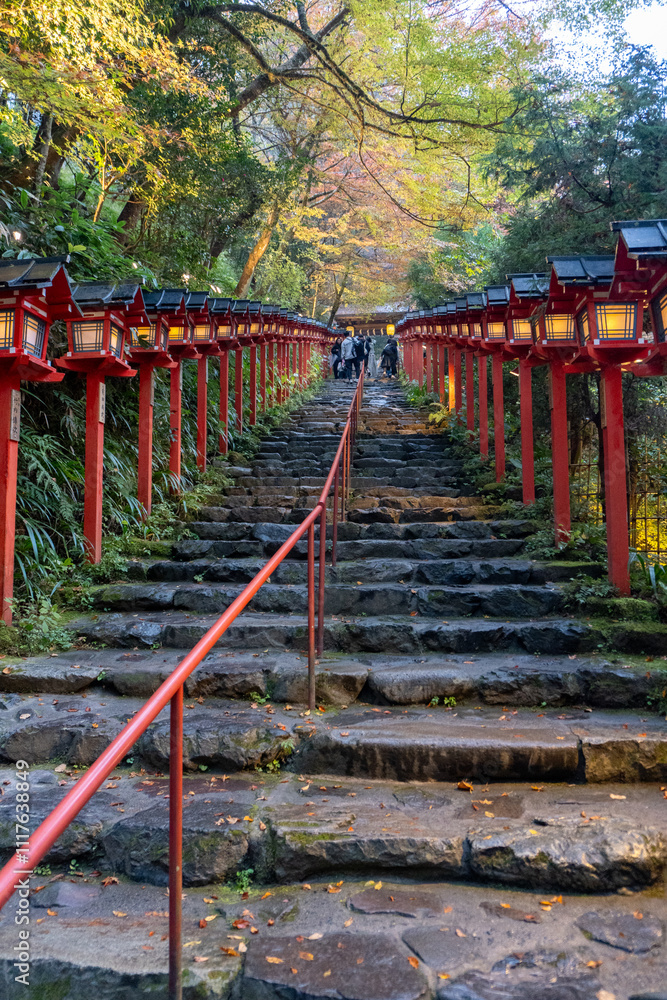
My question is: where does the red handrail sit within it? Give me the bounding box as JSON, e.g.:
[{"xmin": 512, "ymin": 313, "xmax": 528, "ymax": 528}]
[{"xmin": 0, "ymin": 366, "xmax": 365, "ymax": 1000}]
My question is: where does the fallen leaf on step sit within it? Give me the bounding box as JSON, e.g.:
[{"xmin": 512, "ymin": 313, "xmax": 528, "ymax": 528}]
[
  {"xmin": 633, "ymin": 911, "xmax": 643, "ymax": 919},
  {"xmin": 457, "ymin": 781, "xmax": 473, "ymax": 792},
  {"xmin": 299, "ymin": 952, "xmax": 314, "ymax": 961},
  {"xmin": 407, "ymin": 956, "xmax": 419, "ymax": 968},
  {"xmin": 455, "ymin": 929, "xmax": 466, "ymax": 938},
  {"xmin": 344, "ymin": 918, "xmax": 354, "ymax": 927},
  {"xmin": 265, "ymin": 956, "xmax": 283, "ymax": 964},
  {"xmin": 609, "ymin": 794, "xmax": 626, "ymax": 800},
  {"xmin": 308, "ymin": 933, "xmax": 323, "ymax": 940},
  {"xmin": 112, "ymin": 911, "xmax": 126, "ymax": 918},
  {"xmin": 587, "ymin": 960, "xmax": 602, "ymax": 968}
]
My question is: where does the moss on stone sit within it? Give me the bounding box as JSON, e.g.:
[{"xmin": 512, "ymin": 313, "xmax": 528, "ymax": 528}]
[{"xmin": 584, "ymin": 597, "xmax": 659, "ymax": 622}]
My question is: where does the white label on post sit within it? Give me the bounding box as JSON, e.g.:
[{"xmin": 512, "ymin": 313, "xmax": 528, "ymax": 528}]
[
  {"xmin": 205, "ymin": 358, "xmax": 208, "ymax": 384},
  {"xmin": 150, "ymin": 370, "xmax": 155, "ymax": 406},
  {"xmin": 180, "ymin": 363, "xmax": 183, "ymax": 391},
  {"xmin": 99, "ymin": 382, "xmax": 106, "ymax": 424},
  {"xmin": 9, "ymin": 389, "xmax": 21, "ymax": 442}
]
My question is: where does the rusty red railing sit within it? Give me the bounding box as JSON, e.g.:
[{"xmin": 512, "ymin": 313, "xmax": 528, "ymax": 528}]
[{"xmin": 0, "ymin": 367, "xmax": 365, "ymax": 1000}]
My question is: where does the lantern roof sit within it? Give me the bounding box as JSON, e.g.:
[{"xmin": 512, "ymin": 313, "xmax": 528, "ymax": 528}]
[
  {"xmin": 72, "ymin": 281, "xmax": 148, "ymax": 326},
  {"xmin": 454, "ymin": 297, "xmax": 467, "ymax": 312},
  {"xmin": 0, "ymin": 254, "xmax": 79, "ymax": 320},
  {"xmin": 208, "ymin": 297, "xmax": 233, "ymax": 315},
  {"xmin": 445, "ymin": 301, "xmax": 457, "ymax": 316},
  {"xmin": 0, "ymin": 255, "xmax": 69, "ymax": 289},
  {"xmin": 434, "ymin": 305, "xmax": 449, "ymax": 317},
  {"xmin": 547, "ymin": 256, "xmax": 614, "ymax": 286},
  {"xmin": 465, "ymin": 292, "xmax": 486, "ymax": 310},
  {"xmin": 231, "ymin": 299, "xmax": 251, "ymax": 315},
  {"xmin": 144, "ymin": 289, "xmax": 186, "ymax": 314},
  {"xmin": 485, "ymin": 284, "xmax": 511, "ymax": 306},
  {"xmin": 248, "ymin": 301, "xmax": 262, "ymax": 316},
  {"xmin": 185, "ymin": 291, "xmax": 208, "ymax": 310},
  {"xmin": 611, "ymin": 219, "xmax": 667, "ymax": 259},
  {"xmin": 507, "ymin": 273, "xmax": 549, "ymax": 298}
]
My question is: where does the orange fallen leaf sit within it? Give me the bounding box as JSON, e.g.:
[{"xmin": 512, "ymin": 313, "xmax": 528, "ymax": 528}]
[
  {"xmin": 443, "ymin": 906, "xmax": 452, "ymax": 913},
  {"xmin": 407, "ymin": 956, "xmax": 419, "ymax": 968},
  {"xmin": 455, "ymin": 929, "xmax": 466, "ymax": 938},
  {"xmin": 261, "ymin": 892, "xmax": 272, "ymax": 899},
  {"xmin": 112, "ymin": 911, "xmax": 126, "ymax": 918},
  {"xmin": 221, "ymin": 947, "xmax": 239, "ymax": 957},
  {"xmin": 193, "ymin": 956, "xmax": 209, "ymax": 963},
  {"xmin": 438, "ymin": 973, "xmax": 450, "ymax": 980},
  {"xmin": 587, "ymin": 960, "xmax": 602, "ymax": 968},
  {"xmin": 265, "ymin": 956, "xmax": 283, "ymax": 964},
  {"xmin": 47, "ymin": 909, "xmax": 58, "ymax": 916},
  {"xmin": 457, "ymin": 781, "xmax": 473, "ymax": 792},
  {"xmin": 633, "ymin": 911, "xmax": 643, "ymax": 919},
  {"xmin": 344, "ymin": 918, "xmax": 354, "ymax": 927},
  {"xmin": 299, "ymin": 952, "xmax": 314, "ymax": 961}
]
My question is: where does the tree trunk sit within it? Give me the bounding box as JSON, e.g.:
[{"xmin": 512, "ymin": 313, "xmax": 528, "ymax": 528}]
[
  {"xmin": 234, "ymin": 201, "xmax": 280, "ymax": 298},
  {"xmin": 115, "ymin": 191, "xmax": 146, "ymax": 244},
  {"xmin": 33, "ymin": 114, "xmax": 53, "ymax": 195},
  {"xmin": 3, "ymin": 121, "xmax": 76, "ymax": 190},
  {"xmin": 327, "ymin": 265, "xmax": 350, "ymax": 326}
]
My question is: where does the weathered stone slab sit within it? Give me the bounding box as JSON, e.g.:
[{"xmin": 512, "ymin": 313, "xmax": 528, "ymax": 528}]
[{"xmin": 576, "ymin": 910, "xmax": 664, "ymax": 953}]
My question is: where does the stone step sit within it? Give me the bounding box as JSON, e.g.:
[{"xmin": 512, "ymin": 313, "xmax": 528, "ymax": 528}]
[
  {"xmin": 185, "ymin": 519, "xmax": 539, "ymax": 544},
  {"xmin": 128, "ymin": 556, "xmax": 565, "ymax": 587},
  {"xmin": 92, "ymin": 581, "xmax": 563, "ymax": 618},
  {"xmin": 1, "ymin": 765, "xmax": 665, "ymax": 895},
  {"xmin": 3, "ymin": 873, "xmax": 665, "ymax": 998},
  {"xmin": 0, "ymin": 649, "xmax": 655, "ymax": 709},
  {"xmin": 66, "ymin": 610, "xmax": 667, "ymax": 655}
]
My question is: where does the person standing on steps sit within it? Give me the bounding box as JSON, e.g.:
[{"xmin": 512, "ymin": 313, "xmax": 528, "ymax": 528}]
[
  {"xmin": 330, "ymin": 338, "xmax": 342, "ymax": 379},
  {"xmin": 366, "ymin": 336, "xmax": 378, "ymax": 378},
  {"xmin": 341, "ymin": 329, "xmax": 356, "ymax": 382},
  {"xmin": 353, "ymin": 331, "xmax": 365, "ymax": 379},
  {"xmin": 381, "ymin": 337, "xmax": 398, "ymax": 378}
]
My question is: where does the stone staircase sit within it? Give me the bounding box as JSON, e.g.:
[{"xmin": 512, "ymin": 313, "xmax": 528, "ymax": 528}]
[{"xmin": 0, "ymin": 379, "xmax": 666, "ymax": 999}]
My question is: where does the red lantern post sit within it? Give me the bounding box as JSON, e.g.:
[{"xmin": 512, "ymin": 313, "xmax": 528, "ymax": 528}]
[
  {"xmin": 186, "ymin": 292, "xmax": 219, "ymax": 471},
  {"xmin": 505, "ymin": 273, "xmax": 550, "ymax": 506},
  {"xmin": 58, "ymin": 282, "xmax": 139, "ymax": 562},
  {"xmin": 0, "ymin": 257, "xmax": 73, "ymax": 622},
  {"xmin": 208, "ymin": 298, "xmax": 235, "ymax": 454},
  {"xmin": 481, "ymin": 284, "xmax": 511, "ymax": 482}
]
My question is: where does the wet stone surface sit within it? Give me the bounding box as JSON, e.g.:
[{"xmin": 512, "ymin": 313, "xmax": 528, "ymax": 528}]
[{"xmin": 575, "ymin": 910, "xmax": 664, "ymax": 953}]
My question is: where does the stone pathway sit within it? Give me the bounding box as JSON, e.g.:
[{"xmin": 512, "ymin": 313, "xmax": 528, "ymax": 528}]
[{"xmin": 0, "ymin": 378, "xmax": 666, "ymax": 998}]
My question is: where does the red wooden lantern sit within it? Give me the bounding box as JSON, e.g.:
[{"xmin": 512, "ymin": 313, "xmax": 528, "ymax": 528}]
[
  {"xmin": 482, "ymin": 285, "xmax": 511, "ymax": 481},
  {"xmin": 58, "ymin": 281, "xmax": 138, "ymax": 563},
  {"xmin": 0, "ymin": 256, "xmax": 74, "ymax": 622},
  {"xmin": 209, "ymin": 297, "xmax": 235, "ymax": 454},
  {"xmin": 506, "ymin": 273, "xmax": 550, "ymax": 506},
  {"xmin": 185, "ymin": 292, "xmax": 218, "ymax": 471}
]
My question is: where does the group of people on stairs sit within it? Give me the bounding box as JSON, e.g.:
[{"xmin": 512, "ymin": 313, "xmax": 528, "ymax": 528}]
[{"xmin": 329, "ymin": 329, "xmax": 398, "ymax": 382}]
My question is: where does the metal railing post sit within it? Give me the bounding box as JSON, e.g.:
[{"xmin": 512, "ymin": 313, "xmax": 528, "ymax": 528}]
[
  {"xmin": 307, "ymin": 522, "xmax": 316, "ymax": 710},
  {"xmin": 317, "ymin": 504, "xmax": 326, "ymax": 656},
  {"xmin": 168, "ymin": 685, "xmax": 184, "ymax": 1000},
  {"xmin": 332, "ymin": 458, "xmax": 340, "ymax": 568}
]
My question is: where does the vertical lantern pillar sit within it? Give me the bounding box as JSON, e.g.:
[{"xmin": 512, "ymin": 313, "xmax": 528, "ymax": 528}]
[
  {"xmin": 268, "ymin": 342, "xmax": 275, "ymax": 406},
  {"xmin": 465, "ymin": 351, "xmax": 474, "ymax": 433},
  {"xmin": 448, "ymin": 348, "xmax": 456, "ymax": 410},
  {"xmin": 0, "ymin": 375, "xmax": 20, "ymax": 623},
  {"xmin": 454, "ymin": 349, "xmax": 463, "ymax": 416},
  {"xmin": 478, "ymin": 355, "xmax": 488, "ymax": 459},
  {"xmin": 235, "ymin": 346, "xmax": 243, "ymax": 433},
  {"xmin": 492, "ymin": 354, "xmax": 505, "ymax": 482},
  {"xmin": 601, "ymin": 365, "xmax": 630, "ymax": 594},
  {"xmin": 425, "ymin": 344, "xmax": 432, "ymax": 392},
  {"xmin": 249, "ymin": 345, "xmax": 257, "ymax": 426},
  {"xmin": 438, "ymin": 343, "xmax": 446, "ymax": 404},
  {"xmin": 84, "ymin": 373, "xmax": 106, "ymax": 560},
  {"xmin": 260, "ymin": 342, "xmax": 267, "ymax": 411},
  {"xmin": 519, "ymin": 359, "xmax": 535, "ymax": 506},
  {"xmin": 549, "ymin": 362, "xmax": 570, "ymax": 544},
  {"xmin": 169, "ymin": 363, "xmax": 182, "ymax": 492},
  {"xmin": 197, "ymin": 356, "xmax": 208, "ymax": 471},
  {"xmin": 432, "ymin": 343, "xmax": 438, "ymax": 395},
  {"xmin": 219, "ymin": 351, "xmax": 229, "ymax": 454},
  {"xmin": 417, "ymin": 342, "xmax": 424, "ymax": 386},
  {"xmin": 138, "ymin": 366, "xmax": 154, "ymax": 513},
  {"xmin": 276, "ymin": 343, "xmax": 283, "ymax": 405}
]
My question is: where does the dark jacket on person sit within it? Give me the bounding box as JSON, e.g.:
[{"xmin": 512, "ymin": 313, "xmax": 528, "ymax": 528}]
[
  {"xmin": 382, "ymin": 340, "xmax": 398, "ymax": 361},
  {"xmin": 353, "ymin": 336, "xmax": 366, "ymax": 359}
]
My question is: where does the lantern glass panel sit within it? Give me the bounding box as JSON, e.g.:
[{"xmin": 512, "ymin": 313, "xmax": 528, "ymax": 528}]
[
  {"xmin": 470, "ymin": 322, "xmax": 482, "ymax": 338},
  {"xmin": 595, "ymin": 303, "xmax": 637, "ymax": 340},
  {"xmin": 134, "ymin": 324, "xmax": 159, "ymax": 347},
  {"xmin": 435, "ymin": 324, "xmax": 443, "ymax": 334},
  {"xmin": 652, "ymin": 291, "xmax": 667, "ymax": 342},
  {"xmin": 250, "ymin": 323, "xmax": 260, "ymax": 334},
  {"xmin": 168, "ymin": 324, "xmax": 187, "ymax": 342},
  {"xmin": 23, "ymin": 313, "xmax": 46, "ymax": 357},
  {"xmin": 193, "ymin": 323, "xmax": 211, "ymax": 342},
  {"xmin": 487, "ymin": 321, "xmax": 505, "ymax": 340},
  {"xmin": 0, "ymin": 309, "xmax": 14, "ymax": 350},
  {"xmin": 72, "ymin": 321, "xmax": 104, "ymax": 352},
  {"xmin": 510, "ymin": 319, "xmax": 532, "ymax": 342},
  {"xmin": 545, "ymin": 314, "xmax": 575, "ymax": 341},
  {"xmin": 577, "ymin": 310, "xmax": 590, "ymax": 344},
  {"xmin": 217, "ymin": 323, "xmax": 232, "ymax": 338},
  {"xmin": 108, "ymin": 322, "xmax": 123, "ymax": 358}
]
